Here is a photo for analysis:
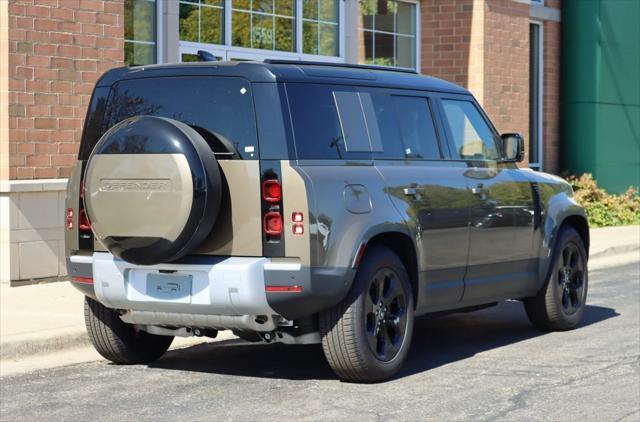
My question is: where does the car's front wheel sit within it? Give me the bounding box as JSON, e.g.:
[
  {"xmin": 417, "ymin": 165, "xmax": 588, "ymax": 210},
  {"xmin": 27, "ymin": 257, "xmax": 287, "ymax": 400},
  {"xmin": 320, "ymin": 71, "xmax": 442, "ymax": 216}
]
[
  {"xmin": 84, "ymin": 297, "xmax": 173, "ymax": 364},
  {"xmin": 524, "ymin": 226, "xmax": 588, "ymax": 331},
  {"xmin": 319, "ymin": 245, "xmax": 414, "ymax": 382}
]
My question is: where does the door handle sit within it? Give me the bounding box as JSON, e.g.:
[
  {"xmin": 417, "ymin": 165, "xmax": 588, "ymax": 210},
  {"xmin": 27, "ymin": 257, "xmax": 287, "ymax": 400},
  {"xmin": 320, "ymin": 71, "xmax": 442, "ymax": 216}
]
[
  {"xmin": 403, "ymin": 186, "xmax": 421, "ymax": 201},
  {"xmin": 403, "ymin": 187, "xmax": 418, "ymax": 196},
  {"xmin": 471, "ymin": 184, "xmax": 487, "ymax": 200}
]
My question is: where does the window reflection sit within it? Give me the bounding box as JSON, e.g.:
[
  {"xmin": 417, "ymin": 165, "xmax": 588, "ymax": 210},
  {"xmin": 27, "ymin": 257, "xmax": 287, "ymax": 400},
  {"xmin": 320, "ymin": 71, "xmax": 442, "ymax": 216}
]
[
  {"xmin": 360, "ymin": 0, "xmax": 416, "ymax": 68},
  {"xmin": 125, "ymin": 0, "xmax": 157, "ymax": 65}
]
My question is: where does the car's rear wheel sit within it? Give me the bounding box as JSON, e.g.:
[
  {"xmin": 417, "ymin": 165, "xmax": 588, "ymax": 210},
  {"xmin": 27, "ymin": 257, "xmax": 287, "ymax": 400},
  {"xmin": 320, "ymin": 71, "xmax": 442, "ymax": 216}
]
[
  {"xmin": 524, "ymin": 226, "xmax": 588, "ymax": 331},
  {"xmin": 84, "ymin": 297, "xmax": 173, "ymax": 364},
  {"xmin": 319, "ymin": 245, "xmax": 414, "ymax": 382}
]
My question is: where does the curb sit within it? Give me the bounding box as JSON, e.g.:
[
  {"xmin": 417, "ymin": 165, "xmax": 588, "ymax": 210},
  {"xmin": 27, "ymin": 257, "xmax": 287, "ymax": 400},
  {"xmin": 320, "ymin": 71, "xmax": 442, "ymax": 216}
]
[
  {"xmin": 590, "ymin": 243, "xmax": 640, "ymax": 260},
  {"xmin": 1, "ymin": 329, "xmax": 90, "ymax": 360},
  {"xmin": 0, "ymin": 328, "xmax": 236, "ymax": 361}
]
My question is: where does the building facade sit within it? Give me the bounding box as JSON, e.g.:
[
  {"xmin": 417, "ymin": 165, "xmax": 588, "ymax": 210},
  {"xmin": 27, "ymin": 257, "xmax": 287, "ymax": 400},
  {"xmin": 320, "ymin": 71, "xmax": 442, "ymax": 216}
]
[{"xmin": 0, "ymin": 0, "xmax": 562, "ymax": 283}]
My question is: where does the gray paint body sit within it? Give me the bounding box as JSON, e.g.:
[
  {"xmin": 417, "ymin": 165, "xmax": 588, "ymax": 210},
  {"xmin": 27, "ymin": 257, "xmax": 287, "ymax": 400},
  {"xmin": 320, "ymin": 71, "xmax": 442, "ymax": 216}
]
[{"xmin": 65, "ymin": 62, "xmax": 588, "ymax": 326}]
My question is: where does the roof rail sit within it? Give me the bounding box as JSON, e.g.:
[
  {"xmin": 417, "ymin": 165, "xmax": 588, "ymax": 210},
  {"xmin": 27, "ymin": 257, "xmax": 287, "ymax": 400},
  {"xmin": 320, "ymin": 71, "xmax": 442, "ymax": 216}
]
[{"xmin": 263, "ymin": 59, "xmax": 418, "ymax": 74}]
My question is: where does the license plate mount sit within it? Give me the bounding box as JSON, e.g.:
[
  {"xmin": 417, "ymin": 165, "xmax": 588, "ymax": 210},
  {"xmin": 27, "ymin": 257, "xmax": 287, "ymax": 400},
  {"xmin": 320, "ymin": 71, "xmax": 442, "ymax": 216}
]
[{"xmin": 146, "ymin": 273, "xmax": 193, "ymax": 303}]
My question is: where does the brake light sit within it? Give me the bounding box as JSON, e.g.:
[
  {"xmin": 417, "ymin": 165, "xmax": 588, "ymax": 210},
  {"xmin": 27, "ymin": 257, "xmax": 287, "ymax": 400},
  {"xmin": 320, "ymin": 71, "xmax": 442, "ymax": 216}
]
[
  {"xmin": 78, "ymin": 208, "xmax": 91, "ymax": 231},
  {"xmin": 293, "ymin": 224, "xmax": 304, "ymax": 235},
  {"xmin": 263, "ymin": 212, "xmax": 283, "ymax": 235},
  {"xmin": 265, "ymin": 285, "xmax": 302, "ymax": 293},
  {"xmin": 292, "ymin": 212, "xmax": 303, "ymax": 222},
  {"xmin": 262, "ymin": 179, "xmax": 281, "ymax": 203},
  {"xmin": 66, "ymin": 208, "xmax": 74, "ymax": 230},
  {"xmin": 72, "ymin": 276, "xmax": 94, "ymax": 284}
]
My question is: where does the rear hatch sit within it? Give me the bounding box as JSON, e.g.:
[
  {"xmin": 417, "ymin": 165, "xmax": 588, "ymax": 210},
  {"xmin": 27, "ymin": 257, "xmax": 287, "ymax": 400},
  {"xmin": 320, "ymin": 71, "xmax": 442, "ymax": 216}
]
[{"xmin": 77, "ymin": 76, "xmax": 264, "ymax": 258}]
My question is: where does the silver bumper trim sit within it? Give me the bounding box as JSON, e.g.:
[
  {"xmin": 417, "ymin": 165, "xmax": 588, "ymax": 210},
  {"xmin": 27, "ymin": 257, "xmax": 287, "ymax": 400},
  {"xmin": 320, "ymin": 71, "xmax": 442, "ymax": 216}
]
[{"xmin": 92, "ymin": 252, "xmax": 280, "ymax": 319}]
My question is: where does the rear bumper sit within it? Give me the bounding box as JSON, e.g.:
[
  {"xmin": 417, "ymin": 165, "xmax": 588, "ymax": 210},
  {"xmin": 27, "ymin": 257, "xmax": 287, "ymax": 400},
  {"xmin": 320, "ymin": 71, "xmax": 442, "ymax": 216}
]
[{"xmin": 67, "ymin": 252, "xmax": 354, "ymax": 326}]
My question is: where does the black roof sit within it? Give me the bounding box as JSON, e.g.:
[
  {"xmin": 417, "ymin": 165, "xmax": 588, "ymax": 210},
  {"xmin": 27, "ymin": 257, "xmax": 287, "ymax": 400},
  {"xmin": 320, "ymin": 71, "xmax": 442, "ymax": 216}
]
[{"xmin": 96, "ymin": 60, "xmax": 469, "ymax": 95}]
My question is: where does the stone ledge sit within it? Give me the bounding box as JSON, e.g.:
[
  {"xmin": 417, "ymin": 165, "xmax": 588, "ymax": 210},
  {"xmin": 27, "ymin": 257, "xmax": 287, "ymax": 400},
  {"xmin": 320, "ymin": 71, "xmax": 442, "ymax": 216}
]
[{"xmin": 0, "ymin": 179, "xmax": 68, "ymax": 194}]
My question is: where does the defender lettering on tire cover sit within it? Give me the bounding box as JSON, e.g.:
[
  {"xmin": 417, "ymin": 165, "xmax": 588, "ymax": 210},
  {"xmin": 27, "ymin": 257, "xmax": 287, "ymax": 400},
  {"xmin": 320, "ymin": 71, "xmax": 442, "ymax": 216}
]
[{"xmin": 84, "ymin": 116, "xmax": 222, "ymax": 265}]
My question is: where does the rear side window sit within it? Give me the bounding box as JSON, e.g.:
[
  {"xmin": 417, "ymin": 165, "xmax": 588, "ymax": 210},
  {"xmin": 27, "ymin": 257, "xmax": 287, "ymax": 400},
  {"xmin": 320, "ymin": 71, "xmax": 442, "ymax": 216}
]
[
  {"xmin": 286, "ymin": 83, "xmax": 442, "ymax": 161},
  {"xmin": 286, "ymin": 83, "xmax": 372, "ymax": 160},
  {"xmin": 441, "ymin": 99, "xmax": 500, "ymax": 160},
  {"xmin": 103, "ymin": 77, "xmax": 258, "ymax": 159}
]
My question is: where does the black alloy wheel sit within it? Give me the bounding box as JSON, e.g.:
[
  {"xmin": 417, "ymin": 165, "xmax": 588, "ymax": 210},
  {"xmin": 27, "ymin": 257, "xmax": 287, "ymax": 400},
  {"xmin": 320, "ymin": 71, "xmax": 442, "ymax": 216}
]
[
  {"xmin": 364, "ymin": 268, "xmax": 409, "ymax": 362},
  {"xmin": 319, "ymin": 245, "xmax": 414, "ymax": 382},
  {"xmin": 524, "ymin": 226, "xmax": 588, "ymax": 331},
  {"xmin": 556, "ymin": 242, "xmax": 586, "ymax": 316}
]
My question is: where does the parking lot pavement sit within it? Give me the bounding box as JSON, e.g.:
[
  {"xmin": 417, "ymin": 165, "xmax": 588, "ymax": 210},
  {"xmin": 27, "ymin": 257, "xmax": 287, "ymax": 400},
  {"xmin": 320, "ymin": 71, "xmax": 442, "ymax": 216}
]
[{"xmin": 1, "ymin": 260, "xmax": 638, "ymax": 421}]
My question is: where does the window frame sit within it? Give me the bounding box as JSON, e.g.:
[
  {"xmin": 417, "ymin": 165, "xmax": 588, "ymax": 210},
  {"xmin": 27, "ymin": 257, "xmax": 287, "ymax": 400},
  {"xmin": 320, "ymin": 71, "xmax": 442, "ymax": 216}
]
[
  {"xmin": 435, "ymin": 94, "xmax": 504, "ymax": 163},
  {"xmin": 529, "ymin": 20, "xmax": 544, "ymax": 171},
  {"xmin": 124, "ymin": 0, "xmax": 160, "ymax": 66},
  {"xmin": 359, "ymin": 0, "xmax": 421, "ymax": 71},
  {"xmin": 177, "ymin": 0, "xmax": 345, "ymax": 64}
]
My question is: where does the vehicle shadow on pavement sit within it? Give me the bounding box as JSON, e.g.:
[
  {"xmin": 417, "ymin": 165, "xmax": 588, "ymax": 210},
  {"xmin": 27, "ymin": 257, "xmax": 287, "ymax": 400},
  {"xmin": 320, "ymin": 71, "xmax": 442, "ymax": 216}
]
[{"xmin": 149, "ymin": 301, "xmax": 618, "ymax": 381}]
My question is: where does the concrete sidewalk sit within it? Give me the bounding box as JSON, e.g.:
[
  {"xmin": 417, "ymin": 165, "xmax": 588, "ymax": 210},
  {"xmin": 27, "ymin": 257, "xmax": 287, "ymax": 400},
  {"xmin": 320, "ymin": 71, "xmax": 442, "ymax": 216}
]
[{"xmin": 1, "ymin": 225, "xmax": 638, "ymax": 363}]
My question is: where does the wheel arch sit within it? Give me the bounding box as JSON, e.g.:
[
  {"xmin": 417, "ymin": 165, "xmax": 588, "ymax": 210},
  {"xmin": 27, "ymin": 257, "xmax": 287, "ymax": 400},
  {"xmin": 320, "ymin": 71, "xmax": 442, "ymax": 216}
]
[
  {"xmin": 360, "ymin": 231, "xmax": 419, "ymax": 309},
  {"xmin": 560, "ymin": 214, "xmax": 590, "ymax": 255}
]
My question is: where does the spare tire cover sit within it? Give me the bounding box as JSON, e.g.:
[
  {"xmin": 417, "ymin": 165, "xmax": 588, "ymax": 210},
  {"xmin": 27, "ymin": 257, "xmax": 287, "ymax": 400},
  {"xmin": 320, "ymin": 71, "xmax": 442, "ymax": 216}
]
[{"xmin": 84, "ymin": 116, "xmax": 222, "ymax": 265}]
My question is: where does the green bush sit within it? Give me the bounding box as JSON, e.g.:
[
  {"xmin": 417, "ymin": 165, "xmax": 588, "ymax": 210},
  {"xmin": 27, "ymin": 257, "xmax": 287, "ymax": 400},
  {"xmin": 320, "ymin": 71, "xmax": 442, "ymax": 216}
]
[{"xmin": 566, "ymin": 173, "xmax": 640, "ymax": 228}]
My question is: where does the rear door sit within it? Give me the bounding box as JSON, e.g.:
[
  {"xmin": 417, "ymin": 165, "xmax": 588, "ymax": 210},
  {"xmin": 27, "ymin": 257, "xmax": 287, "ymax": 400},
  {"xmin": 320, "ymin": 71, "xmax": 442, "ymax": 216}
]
[
  {"xmin": 437, "ymin": 96, "xmax": 537, "ymax": 302},
  {"xmin": 369, "ymin": 89, "xmax": 474, "ymax": 312}
]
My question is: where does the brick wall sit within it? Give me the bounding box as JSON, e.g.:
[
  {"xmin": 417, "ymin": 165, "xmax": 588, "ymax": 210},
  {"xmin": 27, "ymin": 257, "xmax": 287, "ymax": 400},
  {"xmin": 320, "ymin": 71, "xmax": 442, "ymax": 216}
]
[
  {"xmin": 421, "ymin": 0, "xmax": 562, "ymax": 172},
  {"xmin": 7, "ymin": 0, "xmax": 124, "ymax": 180},
  {"xmin": 542, "ymin": 19, "xmax": 561, "ymax": 174},
  {"xmin": 483, "ymin": 0, "xmax": 530, "ymax": 159},
  {"xmin": 421, "ymin": 0, "xmax": 475, "ymax": 88}
]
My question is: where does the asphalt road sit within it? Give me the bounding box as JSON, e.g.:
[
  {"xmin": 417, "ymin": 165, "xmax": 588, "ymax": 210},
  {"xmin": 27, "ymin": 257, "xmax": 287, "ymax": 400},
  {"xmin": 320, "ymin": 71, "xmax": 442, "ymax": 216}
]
[{"xmin": 1, "ymin": 262, "xmax": 638, "ymax": 421}]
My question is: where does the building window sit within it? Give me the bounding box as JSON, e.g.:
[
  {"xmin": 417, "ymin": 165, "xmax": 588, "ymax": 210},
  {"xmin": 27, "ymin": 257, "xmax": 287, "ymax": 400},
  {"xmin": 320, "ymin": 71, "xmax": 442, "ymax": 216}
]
[
  {"xmin": 529, "ymin": 22, "xmax": 543, "ymax": 170},
  {"xmin": 360, "ymin": 0, "xmax": 417, "ymax": 69},
  {"xmin": 303, "ymin": 0, "xmax": 340, "ymax": 56},
  {"xmin": 231, "ymin": 0, "xmax": 296, "ymax": 51},
  {"xmin": 125, "ymin": 0, "xmax": 157, "ymax": 65},
  {"xmin": 178, "ymin": 0, "xmax": 341, "ymax": 61},
  {"xmin": 179, "ymin": 0, "xmax": 224, "ymax": 45}
]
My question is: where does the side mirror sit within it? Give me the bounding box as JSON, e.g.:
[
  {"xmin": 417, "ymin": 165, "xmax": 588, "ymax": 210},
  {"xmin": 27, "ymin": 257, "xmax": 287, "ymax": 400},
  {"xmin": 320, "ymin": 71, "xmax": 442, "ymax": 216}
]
[{"xmin": 501, "ymin": 133, "xmax": 524, "ymax": 162}]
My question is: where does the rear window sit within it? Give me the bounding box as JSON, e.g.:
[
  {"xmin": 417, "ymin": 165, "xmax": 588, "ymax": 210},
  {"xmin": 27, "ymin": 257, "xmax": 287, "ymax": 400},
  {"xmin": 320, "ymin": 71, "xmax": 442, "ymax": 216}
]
[{"xmin": 91, "ymin": 77, "xmax": 258, "ymax": 159}]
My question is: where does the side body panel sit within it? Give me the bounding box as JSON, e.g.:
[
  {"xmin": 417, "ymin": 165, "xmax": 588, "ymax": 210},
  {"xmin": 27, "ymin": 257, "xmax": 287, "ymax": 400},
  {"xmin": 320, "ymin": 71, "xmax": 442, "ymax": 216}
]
[
  {"xmin": 375, "ymin": 160, "xmax": 473, "ymax": 312},
  {"xmin": 462, "ymin": 163, "xmax": 538, "ymax": 302}
]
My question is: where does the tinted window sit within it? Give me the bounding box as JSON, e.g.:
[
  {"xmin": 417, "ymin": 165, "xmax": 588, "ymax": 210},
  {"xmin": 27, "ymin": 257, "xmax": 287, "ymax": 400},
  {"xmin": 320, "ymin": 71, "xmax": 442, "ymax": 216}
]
[
  {"xmin": 441, "ymin": 99, "xmax": 499, "ymax": 160},
  {"xmin": 333, "ymin": 91, "xmax": 374, "ymax": 152},
  {"xmin": 368, "ymin": 93, "xmax": 405, "ymax": 159},
  {"xmin": 391, "ymin": 96, "xmax": 441, "ymax": 159},
  {"xmin": 286, "ymin": 83, "xmax": 371, "ymax": 160},
  {"xmin": 105, "ymin": 77, "xmax": 258, "ymax": 159}
]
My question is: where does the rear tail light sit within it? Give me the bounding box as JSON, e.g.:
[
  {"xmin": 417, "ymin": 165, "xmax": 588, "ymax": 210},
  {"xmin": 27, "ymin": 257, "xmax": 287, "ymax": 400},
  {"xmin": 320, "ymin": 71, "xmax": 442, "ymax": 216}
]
[
  {"xmin": 293, "ymin": 224, "xmax": 304, "ymax": 235},
  {"xmin": 262, "ymin": 179, "xmax": 281, "ymax": 203},
  {"xmin": 66, "ymin": 208, "xmax": 74, "ymax": 230},
  {"xmin": 72, "ymin": 276, "xmax": 93, "ymax": 284},
  {"xmin": 292, "ymin": 212, "xmax": 303, "ymax": 222},
  {"xmin": 78, "ymin": 208, "xmax": 91, "ymax": 231},
  {"xmin": 263, "ymin": 212, "xmax": 283, "ymax": 235},
  {"xmin": 265, "ymin": 285, "xmax": 302, "ymax": 293}
]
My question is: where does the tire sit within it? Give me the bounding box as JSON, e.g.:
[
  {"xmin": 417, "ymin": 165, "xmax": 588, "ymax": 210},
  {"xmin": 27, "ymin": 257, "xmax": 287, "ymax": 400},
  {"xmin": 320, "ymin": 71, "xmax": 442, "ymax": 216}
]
[
  {"xmin": 319, "ymin": 245, "xmax": 414, "ymax": 382},
  {"xmin": 524, "ymin": 226, "xmax": 588, "ymax": 331},
  {"xmin": 84, "ymin": 297, "xmax": 173, "ymax": 364}
]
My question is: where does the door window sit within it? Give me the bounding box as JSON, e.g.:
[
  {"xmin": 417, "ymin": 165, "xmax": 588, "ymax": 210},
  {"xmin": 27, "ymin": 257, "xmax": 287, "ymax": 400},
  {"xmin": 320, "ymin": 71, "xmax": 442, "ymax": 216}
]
[
  {"xmin": 441, "ymin": 99, "xmax": 500, "ymax": 161},
  {"xmin": 391, "ymin": 96, "xmax": 441, "ymax": 159}
]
